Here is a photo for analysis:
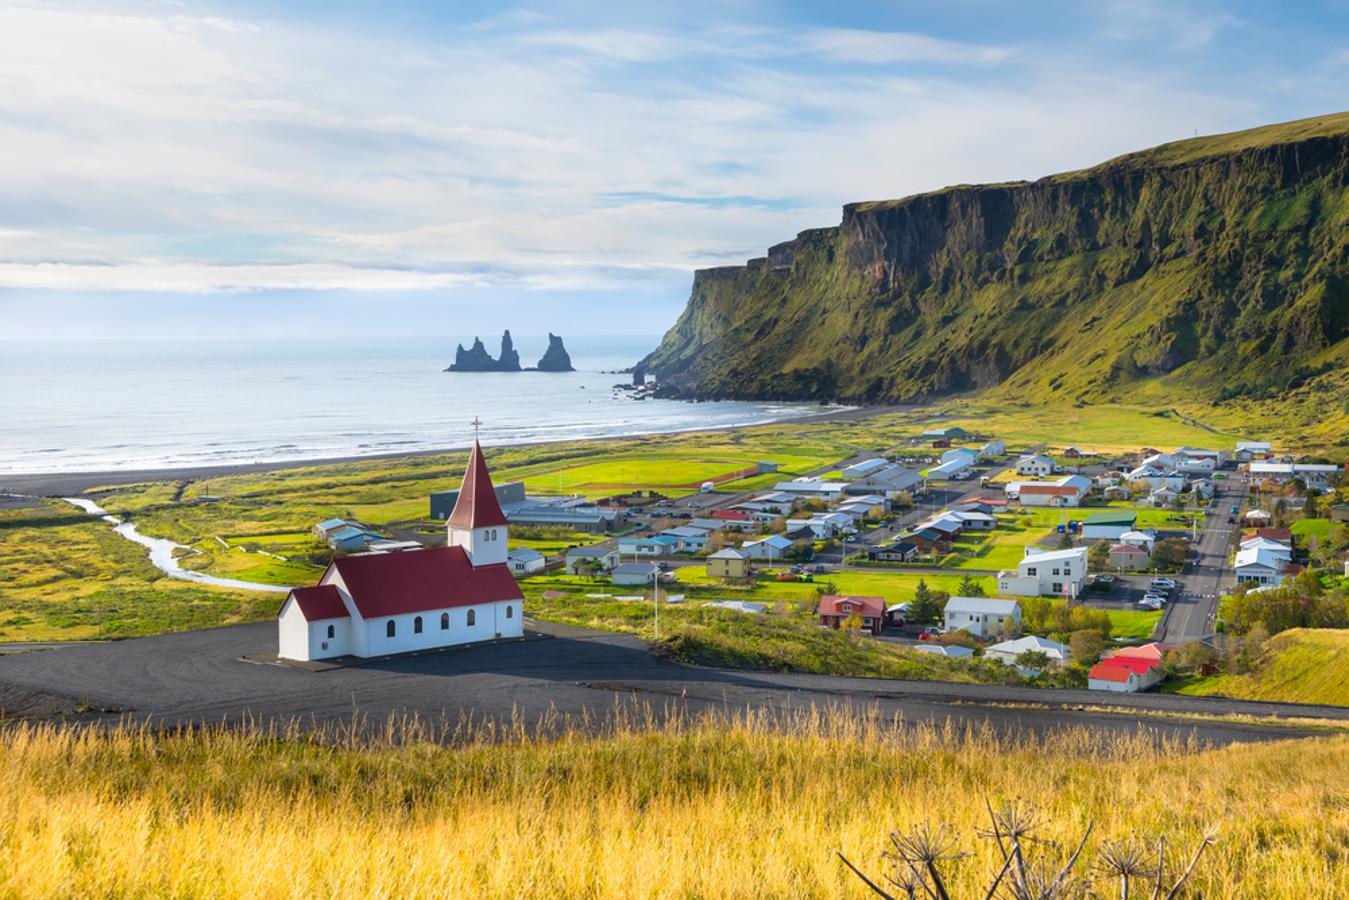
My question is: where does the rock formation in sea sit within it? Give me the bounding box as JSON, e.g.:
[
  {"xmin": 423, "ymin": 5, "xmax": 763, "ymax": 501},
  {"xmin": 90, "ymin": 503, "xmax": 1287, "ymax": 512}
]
[
  {"xmin": 535, "ymin": 333, "xmax": 575, "ymax": 372},
  {"xmin": 445, "ymin": 330, "xmax": 523, "ymax": 372},
  {"xmin": 497, "ymin": 330, "xmax": 522, "ymax": 370}
]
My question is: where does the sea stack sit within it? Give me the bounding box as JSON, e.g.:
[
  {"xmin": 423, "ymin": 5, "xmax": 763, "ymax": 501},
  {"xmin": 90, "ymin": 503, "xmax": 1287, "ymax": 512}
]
[
  {"xmin": 445, "ymin": 330, "xmax": 523, "ymax": 372},
  {"xmin": 536, "ymin": 333, "xmax": 575, "ymax": 372}
]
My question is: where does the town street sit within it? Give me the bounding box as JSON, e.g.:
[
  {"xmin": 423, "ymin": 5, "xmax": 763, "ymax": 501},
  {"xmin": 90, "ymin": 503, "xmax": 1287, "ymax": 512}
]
[{"xmin": 1160, "ymin": 475, "xmax": 1249, "ymax": 643}]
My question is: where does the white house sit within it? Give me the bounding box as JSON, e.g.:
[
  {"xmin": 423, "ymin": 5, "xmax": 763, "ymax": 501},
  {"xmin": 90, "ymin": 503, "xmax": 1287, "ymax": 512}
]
[
  {"xmin": 1233, "ymin": 441, "xmax": 1272, "ymax": 461},
  {"xmin": 980, "ymin": 440, "xmax": 1006, "ymax": 460},
  {"xmin": 1015, "ymin": 454, "xmax": 1057, "ymax": 477},
  {"xmin": 951, "ymin": 510, "xmax": 997, "ymax": 530},
  {"xmin": 985, "ymin": 635, "xmax": 1071, "ymax": 670},
  {"xmin": 507, "ymin": 547, "xmax": 545, "ymax": 575},
  {"xmin": 742, "ymin": 534, "xmax": 794, "ymax": 560},
  {"xmin": 278, "ymin": 441, "xmax": 524, "ymax": 662},
  {"xmin": 943, "ymin": 596, "xmax": 1021, "ymax": 639},
  {"xmin": 1118, "ymin": 529, "xmax": 1157, "ymax": 551},
  {"xmin": 1234, "ymin": 546, "xmax": 1293, "ymax": 587},
  {"xmin": 565, "ymin": 546, "xmax": 619, "ymax": 575},
  {"xmin": 928, "ymin": 458, "xmax": 973, "ymax": 480},
  {"xmin": 773, "ymin": 478, "xmax": 849, "ymax": 500},
  {"xmin": 940, "ymin": 447, "xmax": 980, "ymax": 466},
  {"xmin": 662, "ymin": 526, "xmax": 712, "ymax": 553},
  {"xmin": 611, "ymin": 562, "xmax": 660, "ymax": 586},
  {"xmin": 1249, "ymin": 462, "xmax": 1341, "ymax": 490},
  {"xmin": 997, "ymin": 546, "xmax": 1089, "ymax": 598},
  {"xmin": 1009, "ymin": 474, "xmax": 1091, "ymax": 508}
]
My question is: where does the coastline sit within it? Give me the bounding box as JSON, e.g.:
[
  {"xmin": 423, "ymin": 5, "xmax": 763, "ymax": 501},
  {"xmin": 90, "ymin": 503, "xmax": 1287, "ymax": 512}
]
[{"xmin": 2, "ymin": 403, "xmax": 916, "ymax": 497}]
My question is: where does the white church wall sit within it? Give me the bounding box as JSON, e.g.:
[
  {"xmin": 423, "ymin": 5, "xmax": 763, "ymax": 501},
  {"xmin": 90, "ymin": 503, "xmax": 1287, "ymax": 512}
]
[
  {"xmin": 277, "ymin": 598, "xmax": 310, "ymax": 660},
  {"xmin": 357, "ymin": 600, "xmax": 522, "ymax": 657}
]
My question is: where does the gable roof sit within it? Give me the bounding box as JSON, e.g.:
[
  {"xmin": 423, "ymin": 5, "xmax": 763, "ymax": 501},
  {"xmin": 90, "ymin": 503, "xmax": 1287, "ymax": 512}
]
[
  {"xmin": 1088, "ymin": 662, "xmax": 1134, "ymax": 683},
  {"xmin": 1095, "ymin": 655, "xmax": 1159, "ymax": 675},
  {"xmin": 447, "ymin": 441, "xmax": 509, "ymax": 529},
  {"xmin": 330, "ymin": 546, "xmax": 522, "ymax": 618},
  {"xmin": 1109, "ymin": 542, "xmax": 1149, "ymax": 554},
  {"xmin": 1018, "ymin": 483, "xmax": 1081, "ymax": 496},
  {"xmin": 1083, "ymin": 511, "xmax": 1137, "ymax": 526},
  {"xmin": 944, "ymin": 596, "xmax": 1020, "ymax": 616},
  {"xmin": 708, "ymin": 548, "xmax": 748, "ymax": 560},
  {"xmin": 286, "ymin": 585, "xmax": 349, "ymax": 620},
  {"xmin": 818, "ymin": 595, "xmax": 886, "ymax": 618}
]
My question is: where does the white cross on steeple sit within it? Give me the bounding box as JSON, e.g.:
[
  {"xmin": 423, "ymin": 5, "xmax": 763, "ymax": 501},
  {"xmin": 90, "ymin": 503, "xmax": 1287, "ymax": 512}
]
[{"xmin": 471, "ymin": 416, "xmax": 482, "ymax": 441}]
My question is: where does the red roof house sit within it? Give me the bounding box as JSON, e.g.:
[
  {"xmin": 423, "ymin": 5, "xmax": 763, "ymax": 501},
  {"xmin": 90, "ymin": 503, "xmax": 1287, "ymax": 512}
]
[
  {"xmin": 818, "ymin": 595, "xmax": 887, "ymax": 635},
  {"xmin": 1088, "ymin": 654, "xmax": 1163, "ymax": 692}
]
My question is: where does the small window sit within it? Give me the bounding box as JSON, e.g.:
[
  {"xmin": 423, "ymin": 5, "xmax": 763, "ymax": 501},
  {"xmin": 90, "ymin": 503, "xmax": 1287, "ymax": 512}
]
[
  {"xmin": 326, "ymin": 624, "xmax": 335, "ymax": 639},
  {"xmin": 506, "ymin": 605, "xmax": 513, "ymax": 619},
  {"xmin": 467, "ymin": 609, "xmax": 476, "ymax": 626},
  {"xmin": 414, "ymin": 616, "xmax": 423, "ymax": 634},
  {"xmin": 440, "ymin": 612, "xmax": 449, "ymax": 630},
  {"xmin": 1027, "ymin": 567, "xmax": 1037, "ymax": 576},
  {"xmin": 386, "ymin": 620, "xmax": 396, "ymax": 638}
]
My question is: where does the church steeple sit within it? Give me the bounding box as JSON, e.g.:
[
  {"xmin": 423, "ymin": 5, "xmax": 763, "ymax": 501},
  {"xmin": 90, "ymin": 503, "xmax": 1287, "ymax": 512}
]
[{"xmin": 446, "ymin": 440, "xmax": 508, "ymax": 566}]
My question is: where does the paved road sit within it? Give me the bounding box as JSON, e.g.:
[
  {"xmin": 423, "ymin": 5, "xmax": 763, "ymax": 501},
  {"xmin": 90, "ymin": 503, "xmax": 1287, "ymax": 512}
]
[
  {"xmin": 1160, "ymin": 476, "xmax": 1249, "ymax": 643},
  {"xmin": 0, "ymin": 620, "xmax": 1342, "ymax": 744}
]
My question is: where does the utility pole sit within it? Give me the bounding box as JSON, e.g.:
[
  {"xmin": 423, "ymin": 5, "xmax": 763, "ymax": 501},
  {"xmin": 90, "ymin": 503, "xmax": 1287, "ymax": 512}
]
[{"xmin": 653, "ymin": 566, "xmax": 660, "ymax": 640}]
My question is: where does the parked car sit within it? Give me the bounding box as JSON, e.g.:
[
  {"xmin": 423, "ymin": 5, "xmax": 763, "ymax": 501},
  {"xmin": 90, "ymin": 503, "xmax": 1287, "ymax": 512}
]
[
  {"xmin": 1138, "ymin": 598, "xmax": 1164, "ymax": 611},
  {"xmin": 1151, "ymin": 577, "xmax": 1177, "ymax": 591},
  {"xmin": 918, "ymin": 627, "xmax": 945, "ymax": 641}
]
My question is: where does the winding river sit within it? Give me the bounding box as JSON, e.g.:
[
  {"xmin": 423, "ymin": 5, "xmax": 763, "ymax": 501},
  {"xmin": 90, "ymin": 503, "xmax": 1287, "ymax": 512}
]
[{"xmin": 63, "ymin": 498, "xmax": 288, "ymax": 593}]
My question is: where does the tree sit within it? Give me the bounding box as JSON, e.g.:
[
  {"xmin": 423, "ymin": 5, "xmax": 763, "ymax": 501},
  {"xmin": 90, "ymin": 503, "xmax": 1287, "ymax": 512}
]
[
  {"xmin": 1150, "ymin": 537, "xmax": 1189, "ymax": 572},
  {"xmin": 956, "ymin": 574, "xmax": 985, "ymax": 597},
  {"xmin": 1068, "ymin": 629, "xmax": 1104, "ymax": 665},
  {"xmin": 1015, "ymin": 649, "xmax": 1052, "ymax": 672},
  {"xmin": 1088, "ymin": 540, "xmax": 1110, "ymax": 568},
  {"xmin": 907, "ymin": 580, "xmax": 943, "ymax": 626}
]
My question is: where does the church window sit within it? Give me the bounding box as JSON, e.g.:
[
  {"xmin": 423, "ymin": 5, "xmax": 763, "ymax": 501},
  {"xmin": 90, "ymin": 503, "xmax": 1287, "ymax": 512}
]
[
  {"xmin": 414, "ymin": 616, "xmax": 423, "ymax": 634},
  {"xmin": 440, "ymin": 612, "xmax": 449, "ymax": 630},
  {"xmin": 467, "ymin": 609, "xmax": 476, "ymax": 626},
  {"xmin": 326, "ymin": 625, "xmax": 335, "ymax": 639},
  {"xmin": 386, "ymin": 620, "xmax": 396, "ymax": 638},
  {"xmin": 506, "ymin": 605, "xmax": 513, "ymax": 619}
]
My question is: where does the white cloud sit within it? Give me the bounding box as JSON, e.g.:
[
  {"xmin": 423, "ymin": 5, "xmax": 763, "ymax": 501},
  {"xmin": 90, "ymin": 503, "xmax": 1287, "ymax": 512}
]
[{"xmin": 800, "ymin": 28, "xmax": 1017, "ymax": 65}]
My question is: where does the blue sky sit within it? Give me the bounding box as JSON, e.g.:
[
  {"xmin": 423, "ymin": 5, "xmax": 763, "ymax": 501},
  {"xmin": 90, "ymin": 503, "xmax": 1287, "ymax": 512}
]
[{"xmin": 1, "ymin": 0, "xmax": 1347, "ymax": 340}]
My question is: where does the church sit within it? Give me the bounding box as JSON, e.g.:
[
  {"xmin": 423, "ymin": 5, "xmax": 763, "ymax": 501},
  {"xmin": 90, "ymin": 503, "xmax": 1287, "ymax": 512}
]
[{"xmin": 277, "ymin": 441, "xmax": 525, "ymax": 661}]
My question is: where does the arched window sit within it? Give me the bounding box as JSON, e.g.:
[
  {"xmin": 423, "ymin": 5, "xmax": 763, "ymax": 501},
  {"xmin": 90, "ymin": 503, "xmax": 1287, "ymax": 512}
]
[
  {"xmin": 326, "ymin": 624, "xmax": 335, "ymax": 639},
  {"xmin": 440, "ymin": 612, "xmax": 449, "ymax": 630},
  {"xmin": 466, "ymin": 609, "xmax": 476, "ymax": 627},
  {"xmin": 414, "ymin": 616, "xmax": 423, "ymax": 634},
  {"xmin": 386, "ymin": 620, "xmax": 396, "ymax": 638},
  {"xmin": 505, "ymin": 605, "xmax": 513, "ymax": 619}
]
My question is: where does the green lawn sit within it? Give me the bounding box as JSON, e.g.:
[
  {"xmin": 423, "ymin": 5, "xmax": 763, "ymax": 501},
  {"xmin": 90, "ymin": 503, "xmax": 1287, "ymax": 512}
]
[
  {"xmin": 1290, "ymin": 517, "xmax": 1333, "ymax": 542},
  {"xmin": 1105, "ymin": 609, "xmax": 1164, "ymax": 641}
]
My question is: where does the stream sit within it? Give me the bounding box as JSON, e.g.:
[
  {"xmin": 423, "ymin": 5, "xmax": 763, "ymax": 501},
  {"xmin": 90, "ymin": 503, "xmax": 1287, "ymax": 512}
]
[{"xmin": 63, "ymin": 497, "xmax": 288, "ymax": 593}]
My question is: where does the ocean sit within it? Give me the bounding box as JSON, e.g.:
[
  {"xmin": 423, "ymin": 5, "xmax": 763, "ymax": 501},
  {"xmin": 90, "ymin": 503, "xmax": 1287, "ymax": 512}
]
[{"xmin": 0, "ymin": 336, "xmax": 825, "ymax": 474}]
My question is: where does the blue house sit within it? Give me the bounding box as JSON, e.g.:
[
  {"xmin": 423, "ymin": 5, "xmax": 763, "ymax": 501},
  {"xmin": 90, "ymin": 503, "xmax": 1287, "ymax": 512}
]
[{"xmin": 618, "ymin": 534, "xmax": 682, "ymax": 556}]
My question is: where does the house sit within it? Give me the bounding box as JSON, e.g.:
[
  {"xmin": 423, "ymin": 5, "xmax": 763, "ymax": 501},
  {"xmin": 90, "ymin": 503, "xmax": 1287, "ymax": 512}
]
[
  {"xmin": 1172, "ymin": 447, "xmax": 1223, "ymax": 473},
  {"xmin": 1330, "ymin": 504, "xmax": 1349, "ymax": 524},
  {"xmin": 1248, "ymin": 462, "xmax": 1342, "ymax": 490},
  {"xmin": 1118, "ymin": 529, "xmax": 1156, "ymax": 550},
  {"xmin": 984, "ymin": 635, "xmax": 1071, "ymax": 670},
  {"xmin": 1233, "ymin": 441, "xmax": 1272, "ymax": 461},
  {"xmin": 1081, "ymin": 511, "xmax": 1137, "ymax": 542},
  {"xmin": 1088, "ymin": 656, "xmax": 1163, "ymax": 692},
  {"xmin": 1010, "ymin": 475, "xmax": 1091, "ymax": 508},
  {"xmin": 1242, "ymin": 509, "xmax": 1273, "ymax": 528},
  {"xmin": 662, "ymin": 526, "xmax": 712, "ymax": 553},
  {"xmin": 1149, "ymin": 486, "xmax": 1179, "ymax": 507},
  {"xmin": 1234, "ymin": 546, "xmax": 1293, "ymax": 587},
  {"xmin": 565, "ymin": 546, "xmax": 619, "ymax": 575},
  {"xmin": 611, "ymin": 562, "xmax": 660, "ymax": 586},
  {"xmin": 326, "ymin": 525, "xmax": 381, "ymax": 553},
  {"xmin": 278, "ymin": 441, "xmax": 524, "ymax": 662},
  {"xmin": 868, "ymin": 540, "xmax": 918, "ymax": 562},
  {"xmin": 706, "ymin": 548, "xmax": 750, "ymax": 579},
  {"xmin": 943, "ymin": 597, "xmax": 1021, "ymax": 639},
  {"xmin": 997, "ymin": 546, "xmax": 1089, "ymax": 598},
  {"xmin": 1239, "ymin": 535, "xmax": 1292, "ymax": 555},
  {"xmin": 1101, "ymin": 485, "xmax": 1130, "ymax": 501},
  {"xmin": 914, "ymin": 644, "xmax": 975, "ymax": 658},
  {"xmin": 903, "ymin": 529, "xmax": 951, "ymax": 554},
  {"xmin": 507, "ymin": 547, "xmax": 545, "ymax": 575},
  {"xmin": 742, "ymin": 534, "xmax": 794, "ymax": 561},
  {"xmin": 314, "ymin": 518, "xmax": 353, "ymax": 539},
  {"xmin": 1108, "ymin": 542, "xmax": 1150, "ymax": 569},
  {"xmin": 980, "ymin": 439, "xmax": 1006, "ymax": 459},
  {"xmin": 710, "ymin": 508, "xmax": 754, "ymax": 530},
  {"xmin": 773, "ymin": 478, "xmax": 849, "ymax": 500},
  {"xmin": 1062, "ymin": 446, "xmax": 1082, "ymax": 459},
  {"xmin": 618, "ymin": 534, "xmax": 681, "ymax": 556},
  {"xmin": 1243, "ymin": 527, "xmax": 1292, "ymax": 545},
  {"xmin": 818, "ymin": 595, "xmax": 886, "ymax": 635},
  {"xmin": 1114, "ymin": 642, "xmax": 1175, "ymax": 663},
  {"xmin": 922, "ymin": 426, "xmax": 971, "ymax": 441},
  {"xmin": 1015, "ymin": 454, "xmax": 1057, "ymax": 477},
  {"xmin": 951, "ymin": 510, "xmax": 996, "ymax": 530},
  {"xmin": 845, "ymin": 464, "xmax": 926, "ymax": 497}
]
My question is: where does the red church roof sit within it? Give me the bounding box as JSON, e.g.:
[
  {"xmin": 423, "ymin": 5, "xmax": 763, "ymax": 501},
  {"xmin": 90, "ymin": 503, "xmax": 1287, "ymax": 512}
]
[
  {"xmin": 447, "ymin": 440, "xmax": 509, "ymax": 529},
  {"xmin": 330, "ymin": 546, "xmax": 522, "ymax": 618},
  {"xmin": 286, "ymin": 584, "xmax": 349, "ymax": 620}
]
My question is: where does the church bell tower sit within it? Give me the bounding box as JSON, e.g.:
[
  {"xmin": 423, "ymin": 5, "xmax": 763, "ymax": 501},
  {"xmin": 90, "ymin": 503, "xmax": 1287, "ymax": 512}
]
[{"xmin": 445, "ymin": 439, "xmax": 508, "ymax": 567}]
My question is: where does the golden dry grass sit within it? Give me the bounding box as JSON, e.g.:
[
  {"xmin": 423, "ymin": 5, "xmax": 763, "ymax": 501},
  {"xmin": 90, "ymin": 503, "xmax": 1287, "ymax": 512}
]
[{"xmin": 0, "ymin": 708, "xmax": 1346, "ymax": 897}]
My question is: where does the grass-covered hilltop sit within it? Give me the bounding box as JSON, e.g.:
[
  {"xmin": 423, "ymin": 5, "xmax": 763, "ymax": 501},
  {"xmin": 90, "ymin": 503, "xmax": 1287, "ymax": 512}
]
[{"xmin": 640, "ymin": 112, "xmax": 1349, "ymax": 450}]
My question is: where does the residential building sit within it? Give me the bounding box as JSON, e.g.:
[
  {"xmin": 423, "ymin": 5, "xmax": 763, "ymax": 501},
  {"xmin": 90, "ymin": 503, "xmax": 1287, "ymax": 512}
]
[
  {"xmin": 706, "ymin": 548, "xmax": 750, "ymax": 579},
  {"xmin": 914, "ymin": 644, "xmax": 975, "ymax": 658},
  {"xmin": 1234, "ymin": 545, "xmax": 1293, "ymax": 587},
  {"xmin": 1118, "ymin": 529, "xmax": 1156, "ymax": 550},
  {"xmin": 951, "ymin": 510, "xmax": 996, "ymax": 530},
  {"xmin": 278, "ymin": 441, "xmax": 523, "ymax": 662},
  {"xmin": 1329, "ymin": 504, "xmax": 1349, "ymax": 524},
  {"xmin": 840, "ymin": 458, "xmax": 890, "ymax": 480},
  {"xmin": 984, "ymin": 635, "xmax": 1071, "ymax": 670},
  {"xmin": 942, "ymin": 597, "xmax": 1021, "ymax": 639},
  {"xmin": 1248, "ymin": 462, "xmax": 1342, "ymax": 490},
  {"xmin": 611, "ymin": 563, "xmax": 660, "ymax": 586},
  {"xmin": 868, "ymin": 540, "xmax": 918, "ymax": 562},
  {"xmin": 922, "ymin": 426, "xmax": 970, "ymax": 441},
  {"xmin": 940, "ymin": 447, "xmax": 980, "ymax": 467},
  {"xmin": 773, "ymin": 478, "xmax": 849, "ymax": 500},
  {"xmin": 710, "ymin": 508, "xmax": 754, "ymax": 530},
  {"xmin": 1108, "ymin": 542, "xmax": 1150, "ymax": 569},
  {"xmin": 980, "ymin": 439, "xmax": 1006, "ymax": 459},
  {"xmin": 564, "ymin": 546, "xmax": 619, "ymax": 575},
  {"xmin": 817, "ymin": 595, "xmax": 886, "ymax": 635},
  {"xmin": 1088, "ymin": 656, "xmax": 1163, "ymax": 692},
  {"xmin": 903, "ymin": 529, "xmax": 951, "ymax": 554},
  {"xmin": 1081, "ymin": 511, "xmax": 1137, "ymax": 542},
  {"xmin": 844, "ymin": 464, "xmax": 926, "ymax": 497},
  {"xmin": 741, "ymin": 534, "xmax": 794, "ymax": 561},
  {"xmin": 662, "ymin": 526, "xmax": 711, "ymax": 553},
  {"xmin": 506, "ymin": 547, "xmax": 545, "ymax": 575},
  {"xmin": 1009, "ymin": 474, "xmax": 1091, "ymax": 507},
  {"xmin": 617, "ymin": 534, "xmax": 681, "ymax": 556},
  {"xmin": 928, "ymin": 457, "xmax": 974, "ymax": 480},
  {"xmin": 1233, "ymin": 441, "xmax": 1272, "ymax": 461},
  {"xmin": 1015, "ymin": 454, "xmax": 1057, "ymax": 477},
  {"xmin": 997, "ymin": 546, "xmax": 1089, "ymax": 598},
  {"xmin": 326, "ymin": 525, "xmax": 381, "ymax": 553}
]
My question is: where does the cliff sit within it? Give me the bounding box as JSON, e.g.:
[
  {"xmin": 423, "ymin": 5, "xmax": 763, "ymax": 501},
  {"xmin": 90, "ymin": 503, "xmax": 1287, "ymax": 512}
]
[
  {"xmin": 536, "ymin": 333, "xmax": 575, "ymax": 371},
  {"xmin": 639, "ymin": 113, "xmax": 1349, "ymax": 421}
]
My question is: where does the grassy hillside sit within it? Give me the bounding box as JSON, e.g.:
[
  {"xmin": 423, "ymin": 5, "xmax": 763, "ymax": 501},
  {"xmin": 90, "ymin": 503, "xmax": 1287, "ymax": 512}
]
[
  {"xmin": 1, "ymin": 713, "xmax": 1346, "ymax": 896},
  {"xmin": 642, "ymin": 112, "xmax": 1349, "ymax": 453},
  {"xmin": 1172, "ymin": 628, "xmax": 1349, "ymax": 706}
]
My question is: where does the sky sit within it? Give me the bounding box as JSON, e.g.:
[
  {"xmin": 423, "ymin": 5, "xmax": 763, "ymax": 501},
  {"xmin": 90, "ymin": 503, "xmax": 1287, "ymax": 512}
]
[{"xmin": 1, "ymin": 0, "xmax": 1347, "ymax": 340}]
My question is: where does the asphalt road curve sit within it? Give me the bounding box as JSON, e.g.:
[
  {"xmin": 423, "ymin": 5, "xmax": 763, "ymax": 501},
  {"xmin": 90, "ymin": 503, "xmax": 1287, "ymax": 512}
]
[{"xmin": 0, "ymin": 620, "xmax": 1344, "ymax": 745}]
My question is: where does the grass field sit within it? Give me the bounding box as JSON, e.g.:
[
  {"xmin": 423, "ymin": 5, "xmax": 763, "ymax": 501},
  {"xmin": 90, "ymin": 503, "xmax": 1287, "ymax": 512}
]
[
  {"xmin": 0, "ymin": 713, "xmax": 1345, "ymax": 897},
  {"xmin": 927, "ymin": 402, "xmax": 1243, "ymax": 455},
  {"xmin": 1170, "ymin": 629, "xmax": 1349, "ymax": 706},
  {"xmin": 1290, "ymin": 517, "xmax": 1334, "ymax": 542},
  {"xmin": 0, "ymin": 503, "xmax": 278, "ymax": 642}
]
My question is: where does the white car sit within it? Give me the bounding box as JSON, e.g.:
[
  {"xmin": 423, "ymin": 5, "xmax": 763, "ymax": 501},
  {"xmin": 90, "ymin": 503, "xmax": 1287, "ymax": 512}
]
[{"xmin": 1151, "ymin": 578, "xmax": 1177, "ymax": 591}]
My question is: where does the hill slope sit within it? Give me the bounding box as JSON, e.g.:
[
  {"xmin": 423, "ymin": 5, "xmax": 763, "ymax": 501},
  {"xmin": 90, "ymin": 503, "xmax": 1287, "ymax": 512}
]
[
  {"xmin": 1173, "ymin": 628, "xmax": 1349, "ymax": 706},
  {"xmin": 640, "ymin": 113, "xmax": 1349, "ymax": 446}
]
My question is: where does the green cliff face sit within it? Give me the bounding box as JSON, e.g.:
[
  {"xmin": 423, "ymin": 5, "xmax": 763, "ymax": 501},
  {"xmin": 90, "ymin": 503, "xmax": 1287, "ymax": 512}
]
[{"xmin": 640, "ymin": 113, "xmax": 1349, "ymax": 420}]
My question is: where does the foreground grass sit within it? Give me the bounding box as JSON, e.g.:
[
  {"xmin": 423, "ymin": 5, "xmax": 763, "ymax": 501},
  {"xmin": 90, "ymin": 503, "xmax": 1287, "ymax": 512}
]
[
  {"xmin": 1172, "ymin": 629, "xmax": 1349, "ymax": 706},
  {"xmin": 0, "ymin": 712, "xmax": 1345, "ymax": 897}
]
